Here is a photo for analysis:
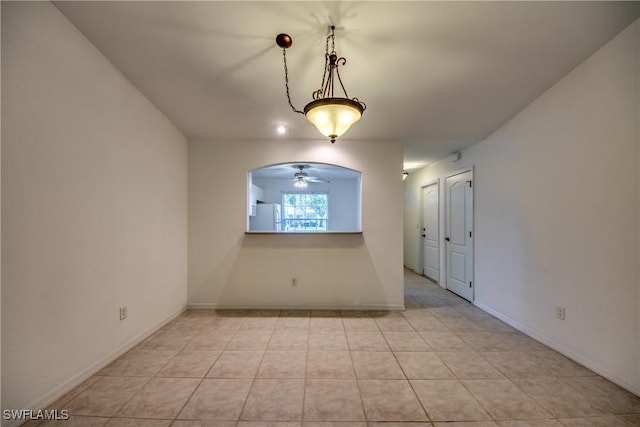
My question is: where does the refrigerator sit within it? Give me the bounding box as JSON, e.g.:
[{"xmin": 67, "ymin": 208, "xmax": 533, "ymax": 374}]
[{"xmin": 249, "ymin": 203, "xmax": 282, "ymax": 231}]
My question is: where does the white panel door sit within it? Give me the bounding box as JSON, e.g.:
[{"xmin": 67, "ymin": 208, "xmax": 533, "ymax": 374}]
[
  {"xmin": 421, "ymin": 183, "xmax": 439, "ymax": 282},
  {"xmin": 445, "ymin": 171, "xmax": 473, "ymax": 301}
]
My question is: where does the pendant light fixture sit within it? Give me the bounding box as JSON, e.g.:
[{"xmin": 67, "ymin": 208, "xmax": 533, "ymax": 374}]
[{"xmin": 277, "ymin": 26, "xmax": 366, "ymax": 143}]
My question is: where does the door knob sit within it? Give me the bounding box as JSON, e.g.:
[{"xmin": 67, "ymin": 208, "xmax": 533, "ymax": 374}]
[
  {"xmin": 445, "ymin": 237, "xmax": 450, "ymax": 241},
  {"xmin": 421, "ymin": 234, "xmax": 426, "ymax": 238}
]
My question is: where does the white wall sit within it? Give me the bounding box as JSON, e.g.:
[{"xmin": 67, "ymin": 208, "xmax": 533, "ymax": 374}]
[
  {"xmin": 1, "ymin": 0, "xmax": 4, "ymax": 411},
  {"xmin": 252, "ymin": 177, "xmax": 360, "ymax": 231},
  {"xmin": 404, "ymin": 19, "xmax": 640, "ymax": 394},
  {"xmin": 189, "ymin": 139, "xmax": 404, "ymax": 310},
  {"xmin": 1, "ymin": 2, "xmax": 188, "ymax": 415}
]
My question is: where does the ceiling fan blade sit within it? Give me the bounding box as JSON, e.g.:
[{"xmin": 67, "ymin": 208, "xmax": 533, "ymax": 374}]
[{"xmin": 307, "ymin": 178, "xmax": 330, "ymax": 183}]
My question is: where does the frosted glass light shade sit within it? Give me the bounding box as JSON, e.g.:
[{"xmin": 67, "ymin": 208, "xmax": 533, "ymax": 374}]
[{"xmin": 304, "ymin": 98, "xmax": 363, "ymax": 142}]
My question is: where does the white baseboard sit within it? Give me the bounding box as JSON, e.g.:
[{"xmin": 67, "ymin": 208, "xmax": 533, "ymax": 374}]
[
  {"xmin": 187, "ymin": 302, "xmax": 405, "ymax": 311},
  {"xmin": 474, "ymin": 300, "xmax": 640, "ymax": 397},
  {"xmin": 2, "ymin": 306, "xmax": 187, "ymax": 427}
]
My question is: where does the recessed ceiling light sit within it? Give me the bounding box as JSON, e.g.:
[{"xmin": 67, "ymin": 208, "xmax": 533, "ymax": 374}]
[{"xmin": 276, "ymin": 124, "xmax": 287, "ymax": 135}]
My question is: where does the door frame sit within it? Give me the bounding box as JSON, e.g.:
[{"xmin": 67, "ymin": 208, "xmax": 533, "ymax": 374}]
[
  {"xmin": 420, "ymin": 179, "xmax": 439, "ymax": 283},
  {"xmin": 443, "ymin": 167, "xmax": 474, "ymax": 302}
]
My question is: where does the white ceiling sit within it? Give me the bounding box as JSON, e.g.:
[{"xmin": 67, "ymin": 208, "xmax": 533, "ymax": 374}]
[
  {"xmin": 252, "ymin": 162, "xmax": 360, "ymax": 180},
  {"xmin": 54, "ymin": 1, "xmax": 640, "ymax": 169}
]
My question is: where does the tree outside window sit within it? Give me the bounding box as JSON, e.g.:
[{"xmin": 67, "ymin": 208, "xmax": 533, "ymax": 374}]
[{"xmin": 282, "ymin": 193, "xmax": 328, "ymax": 231}]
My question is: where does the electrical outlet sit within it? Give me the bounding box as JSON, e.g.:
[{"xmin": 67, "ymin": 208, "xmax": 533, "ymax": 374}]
[
  {"xmin": 291, "ymin": 277, "xmax": 297, "ymax": 287},
  {"xmin": 555, "ymin": 306, "xmax": 565, "ymax": 320},
  {"xmin": 120, "ymin": 306, "xmax": 128, "ymax": 321}
]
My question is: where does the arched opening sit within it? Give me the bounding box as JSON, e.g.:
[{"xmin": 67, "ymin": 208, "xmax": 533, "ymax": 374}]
[{"xmin": 248, "ymin": 162, "xmax": 362, "ymax": 233}]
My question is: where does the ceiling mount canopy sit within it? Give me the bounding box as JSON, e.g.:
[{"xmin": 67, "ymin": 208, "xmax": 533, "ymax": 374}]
[{"xmin": 277, "ymin": 25, "xmax": 366, "ymax": 143}]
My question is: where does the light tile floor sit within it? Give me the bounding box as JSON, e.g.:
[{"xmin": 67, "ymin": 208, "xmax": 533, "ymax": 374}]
[{"xmin": 29, "ymin": 270, "xmax": 640, "ymax": 426}]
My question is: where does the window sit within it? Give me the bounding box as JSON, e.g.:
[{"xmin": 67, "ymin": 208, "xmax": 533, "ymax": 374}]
[{"xmin": 282, "ymin": 193, "xmax": 328, "ymax": 231}]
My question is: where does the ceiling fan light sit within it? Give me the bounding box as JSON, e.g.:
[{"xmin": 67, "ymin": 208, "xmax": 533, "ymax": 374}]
[{"xmin": 304, "ymin": 98, "xmax": 363, "ymax": 143}]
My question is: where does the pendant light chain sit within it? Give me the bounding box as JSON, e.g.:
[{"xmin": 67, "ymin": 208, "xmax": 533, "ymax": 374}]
[
  {"xmin": 330, "ymin": 26, "xmax": 336, "ymax": 54},
  {"xmin": 317, "ymin": 28, "xmax": 332, "ymax": 100},
  {"xmin": 281, "ymin": 47, "xmax": 304, "ymax": 115}
]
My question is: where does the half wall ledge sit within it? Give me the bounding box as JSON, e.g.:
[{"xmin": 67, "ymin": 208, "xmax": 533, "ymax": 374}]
[{"xmin": 244, "ymin": 231, "xmax": 363, "ymax": 235}]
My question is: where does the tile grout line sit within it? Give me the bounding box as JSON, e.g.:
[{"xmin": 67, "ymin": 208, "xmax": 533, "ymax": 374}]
[
  {"xmin": 346, "ymin": 321, "xmax": 370, "ymax": 424},
  {"xmin": 172, "ymin": 314, "xmax": 237, "ymax": 424},
  {"xmin": 155, "ymin": 320, "xmax": 214, "ymax": 423},
  {"xmin": 235, "ymin": 311, "xmax": 278, "ymax": 423},
  {"xmin": 382, "ymin": 320, "xmax": 434, "ymax": 425}
]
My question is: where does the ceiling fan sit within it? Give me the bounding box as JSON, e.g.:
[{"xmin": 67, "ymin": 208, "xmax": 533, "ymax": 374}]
[{"xmin": 293, "ymin": 165, "xmax": 330, "ymax": 188}]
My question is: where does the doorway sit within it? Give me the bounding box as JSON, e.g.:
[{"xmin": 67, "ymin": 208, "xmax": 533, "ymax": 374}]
[
  {"xmin": 421, "ymin": 182, "xmax": 439, "ymax": 282},
  {"xmin": 444, "ymin": 170, "xmax": 474, "ymax": 301}
]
